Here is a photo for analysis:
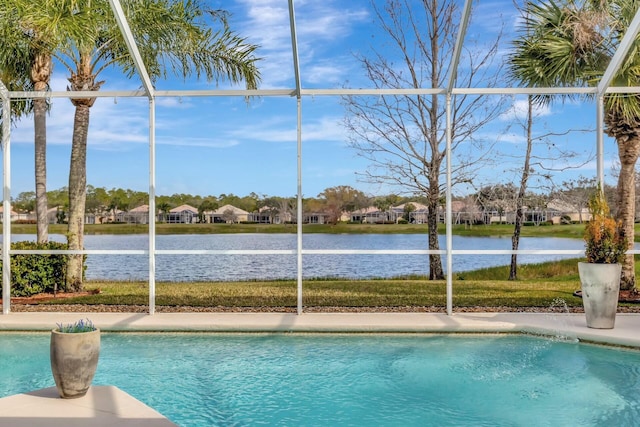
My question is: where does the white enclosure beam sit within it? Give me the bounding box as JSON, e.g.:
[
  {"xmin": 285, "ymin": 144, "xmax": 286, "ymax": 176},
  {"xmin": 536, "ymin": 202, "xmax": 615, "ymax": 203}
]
[
  {"xmin": 447, "ymin": 0, "xmax": 472, "ymax": 92},
  {"xmin": 597, "ymin": 97, "xmax": 605, "ymax": 186},
  {"xmin": 443, "ymin": 0, "xmax": 472, "ymax": 314},
  {"xmin": 445, "ymin": 94, "xmax": 453, "ymax": 316},
  {"xmin": 108, "ymin": 0, "xmax": 155, "ymax": 97},
  {"xmin": 148, "ymin": 99, "xmax": 156, "ymax": 315},
  {"xmin": 288, "ymin": 0, "xmax": 304, "ymax": 315},
  {"xmin": 597, "ymin": 6, "xmax": 640, "ymax": 95},
  {"xmin": 0, "ymin": 81, "xmax": 10, "ymax": 315}
]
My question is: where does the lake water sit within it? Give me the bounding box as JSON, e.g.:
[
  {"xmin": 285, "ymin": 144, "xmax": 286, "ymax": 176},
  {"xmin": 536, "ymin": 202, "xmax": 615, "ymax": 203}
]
[{"xmin": 6, "ymin": 234, "xmax": 584, "ymax": 281}]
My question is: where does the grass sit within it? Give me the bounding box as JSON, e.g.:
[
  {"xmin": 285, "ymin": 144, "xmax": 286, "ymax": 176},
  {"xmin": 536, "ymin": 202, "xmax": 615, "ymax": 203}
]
[
  {"xmin": 35, "ymin": 258, "xmax": 601, "ymax": 310},
  {"xmin": 8, "ymin": 221, "xmax": 640, "ymax": 241},
  {"xmin": 0, "ymin": 221, "xmax": 590, "ymax": 237}
]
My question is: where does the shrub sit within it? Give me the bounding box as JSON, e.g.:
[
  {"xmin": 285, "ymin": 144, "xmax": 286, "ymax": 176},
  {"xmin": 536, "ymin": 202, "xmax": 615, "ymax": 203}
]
[
  {"xmin": 584, "ymin": 190, "xmax": 627, "ymax": 264},
  {"xmin": 56, "ymin": 318, "xmax": 96, "ymax": 333},
  {"xmin": 0, "ymin": 241, "xmax": 69, "ymax": 296}
]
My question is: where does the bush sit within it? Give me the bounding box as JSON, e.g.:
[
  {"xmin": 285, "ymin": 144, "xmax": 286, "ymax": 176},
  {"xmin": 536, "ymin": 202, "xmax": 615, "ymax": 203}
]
[
  {"xmin": 0, "ymin": 241, "xmax": 69, "ymax": 297},
  {"xmin": 397, "ymin": 218, "xmax": 408, "ymax": 224},
  {"xmin": 584, "ymin": 190, "xmax": 627, "ymax": 264},
  {"xmin": 13, "ymin": 219, "xmax": 36, "ymax": 224}
]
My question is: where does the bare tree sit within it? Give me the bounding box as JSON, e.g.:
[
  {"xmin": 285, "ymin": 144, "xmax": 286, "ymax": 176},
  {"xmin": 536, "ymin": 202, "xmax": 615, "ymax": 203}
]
[
  {"xmin": 549, "ymin": 177, "xmax": 599, "ymax": 223},
  {"xmin": 222, "ymin": 208, "xmax": 237, "ymax": 224},
  {"xmin": 277, "ymin": 197, "xmax": 295, "ymax": 224},
  {"xmin": 343, "ymin": 0, "xmax": 505, "ymax": 279},
  {"xmin": 505, "ymin": 97, "xmax": 592, "ymax": 280}
]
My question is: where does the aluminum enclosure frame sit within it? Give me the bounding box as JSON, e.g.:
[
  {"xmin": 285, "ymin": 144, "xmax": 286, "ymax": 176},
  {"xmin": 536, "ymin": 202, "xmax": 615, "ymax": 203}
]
[{"xmin": 2, "ymin": 0, "xmax": 640, "ymax": 315}]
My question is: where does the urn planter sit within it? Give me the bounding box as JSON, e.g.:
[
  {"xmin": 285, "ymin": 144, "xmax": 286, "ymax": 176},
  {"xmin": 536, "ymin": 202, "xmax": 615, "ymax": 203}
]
[
  {"xmin": 578, "ymin": 262, "xmax": 621, "ymax": 329},
  {"xmin": 50, "ymin": 328, "xmax": 100, "ymax": 398}
]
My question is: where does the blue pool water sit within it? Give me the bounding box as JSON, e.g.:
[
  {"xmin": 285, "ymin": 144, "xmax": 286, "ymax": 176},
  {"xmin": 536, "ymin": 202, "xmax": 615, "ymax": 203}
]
[{"xmin": 1, "ymin": 333, "xmax": 640, "ymax": 426}]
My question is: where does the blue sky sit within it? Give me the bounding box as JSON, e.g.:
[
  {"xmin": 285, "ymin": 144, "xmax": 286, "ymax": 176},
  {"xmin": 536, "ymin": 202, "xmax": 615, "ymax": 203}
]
[{"xmin": 3, "ymin": 0, "xmax": 618, "ymax": 200}]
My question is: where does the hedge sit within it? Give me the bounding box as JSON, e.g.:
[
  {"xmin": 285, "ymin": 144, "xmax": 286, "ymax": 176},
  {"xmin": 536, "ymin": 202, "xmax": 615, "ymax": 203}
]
[{"xmin": 0, "ymin": 241, "xmax": 69, "ymax": 297}]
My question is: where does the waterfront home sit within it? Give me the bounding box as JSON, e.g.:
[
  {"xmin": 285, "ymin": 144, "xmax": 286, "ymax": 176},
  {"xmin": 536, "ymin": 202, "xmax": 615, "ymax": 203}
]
[
  {"xmin": 167, "ymin": 204, "xmax": 199, "ymax": 224},
  {"xmin": 206, "ymin": 204, "xmax": 250, "ymax": 223},
  {"xmin": 117, "ymin": 204, "xmax": 150, "ymax": 224}
]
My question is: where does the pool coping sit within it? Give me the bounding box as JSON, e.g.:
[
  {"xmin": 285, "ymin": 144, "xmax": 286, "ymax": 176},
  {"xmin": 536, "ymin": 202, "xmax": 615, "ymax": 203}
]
[
  {"xmin": 2, "ymin": 311, "xmax": 640, "ymax": 348},
  {"xmin": 0, "ymin": 386, "xmax": 177, "ymax": 426}
]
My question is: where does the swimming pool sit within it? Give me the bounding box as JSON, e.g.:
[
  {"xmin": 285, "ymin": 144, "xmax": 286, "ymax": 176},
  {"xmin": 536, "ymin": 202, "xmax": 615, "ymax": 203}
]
[{"xmin": 1, "ymin": 333, "xmax": 639, "ymax": 426}]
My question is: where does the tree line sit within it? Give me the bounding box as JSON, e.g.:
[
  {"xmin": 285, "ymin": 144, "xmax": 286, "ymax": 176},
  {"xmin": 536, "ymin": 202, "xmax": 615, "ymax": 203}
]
[{"xmin": 11, "ymin": 178, "xmax": 622, "ymax": 224}]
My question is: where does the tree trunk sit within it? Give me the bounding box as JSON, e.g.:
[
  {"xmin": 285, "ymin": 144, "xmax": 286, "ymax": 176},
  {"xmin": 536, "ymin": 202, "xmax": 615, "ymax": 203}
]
[
  {"xmin": 510, "ymin": 96, "xmax": 534, "ymax": 280},
  {"xmin": 66, "ymin": 104, "xmax": 90, "ymax": 291},
  {"xmin": 428, "ymin": 178, "xmax": 444, "ymax": 280},
  {"xmin": 616, "ymin": 137, "xmax": 640, "ymax": 291},
  {"xmin": 31, "ymin": 53, "xmax": 51, "ymax": 244},
  {"xmin": 34, "ymin": 96, "xmax": 48, "ymax": 243}
]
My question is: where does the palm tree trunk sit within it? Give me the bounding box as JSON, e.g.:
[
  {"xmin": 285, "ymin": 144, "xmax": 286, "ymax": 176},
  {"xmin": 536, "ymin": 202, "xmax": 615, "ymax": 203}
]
[
  {"xmin": 66, "ymin": 104, "xmax": 90, "ymax": 291},
  {"xmin": 34, "ymin": 96, "xmax": 48, "ymax": 244},
  {"xmin": 31, "ymin": 52, "xmax": 51, "ymax": 244},
  {"xmin": 616, "ymin": 137, "xmax": 640, "ymax": 291}
]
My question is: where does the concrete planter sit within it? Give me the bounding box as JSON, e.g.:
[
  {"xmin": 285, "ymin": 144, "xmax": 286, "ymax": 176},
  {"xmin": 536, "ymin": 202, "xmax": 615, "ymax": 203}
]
[
  {"xmin": 50, "ymin": 328, "xmax": 100, "ymax": 398},
  {"xmin": 578, "ymin": 262, "xmax": 621, "ymax": 329}
]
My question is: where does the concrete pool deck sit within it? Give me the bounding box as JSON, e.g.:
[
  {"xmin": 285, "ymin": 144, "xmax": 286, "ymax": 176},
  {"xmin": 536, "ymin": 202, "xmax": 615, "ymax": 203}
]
[
  {"xmin": 1, "ymin": 311, "xmax": 640, "ymax": 346},
  {"xmin": 1, "ymin": 311, "xmax": 640, "ymax": 426}
]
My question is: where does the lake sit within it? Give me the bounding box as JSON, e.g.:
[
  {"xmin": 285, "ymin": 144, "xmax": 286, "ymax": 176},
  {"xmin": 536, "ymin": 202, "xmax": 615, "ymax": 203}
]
[{"xmin": 6, "ymin": 234, "xmax": 584, "ymax": 281}]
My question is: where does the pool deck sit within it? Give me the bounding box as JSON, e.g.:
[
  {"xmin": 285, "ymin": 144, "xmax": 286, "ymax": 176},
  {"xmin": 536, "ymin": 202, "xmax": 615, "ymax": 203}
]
[{"xmin": 1, "ymin": 311, "xmax": 640, "ymax": 426}]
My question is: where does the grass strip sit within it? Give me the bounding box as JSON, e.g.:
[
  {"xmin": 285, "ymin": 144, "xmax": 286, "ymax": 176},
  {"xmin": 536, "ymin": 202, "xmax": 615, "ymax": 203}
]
[{"xmin": 26, "ymin": 258, "xmax": 640, "ymax": 310}]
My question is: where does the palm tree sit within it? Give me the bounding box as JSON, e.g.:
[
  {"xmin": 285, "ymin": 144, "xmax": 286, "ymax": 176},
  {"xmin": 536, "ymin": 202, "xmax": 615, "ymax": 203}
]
[
  {"xmin": 510, "ymin": 0, "xmax": 640, "ymax": 291},
  {"xmin": 0, "ymin": 1, "xmax": 58, "ymax": 244},
  {"xmin": 49, "ymin": 0, "xmax": 260, "ymax": 290},
  {"xmin": 156, "ymin": 201, "xmax": 171, "ymax": 223}
]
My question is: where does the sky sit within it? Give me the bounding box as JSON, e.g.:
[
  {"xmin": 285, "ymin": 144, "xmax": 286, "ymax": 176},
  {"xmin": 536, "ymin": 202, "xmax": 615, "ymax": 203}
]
[{"xmin": 2, "ymin": 0, "xmax": 619, "ymax": 201}]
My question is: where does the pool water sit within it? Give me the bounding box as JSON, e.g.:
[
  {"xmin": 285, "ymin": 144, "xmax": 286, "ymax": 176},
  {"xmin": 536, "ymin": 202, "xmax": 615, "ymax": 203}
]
[{"xmin": 1, "ymin": 333, "xmax": 640, "ymax": 426}]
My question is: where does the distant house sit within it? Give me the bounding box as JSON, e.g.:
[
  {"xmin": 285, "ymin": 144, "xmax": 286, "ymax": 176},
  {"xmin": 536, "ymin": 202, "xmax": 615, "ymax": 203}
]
[
  {"xmin": 118, "ymin": 204, "xmax": 150, "ymax": 224},
  {"xmin": 206, "ymin": 204, "xmax": 249, "ymax": 224},
  {"xmin": 303, "ymin": 212, "xmax": 329, "ymax": 224},
  {"xmin": 0, "ymin": 206, "xmax": 20, "ymax": 223},
  {"xmin": 167, "ymin": 204, "xmax": 198, "ymax": 224},
  {"xmin": 351, "ymin": 206, "xmax": 383, "ymax": 223},
  {"xmin": 391, "ymin": 202, "xmax": 429, "ymax": 224},
  {"xmin": 547, "ymin": 200, "xmax": 591, "ymax": 224},
  {"xmin": 247, "ymin": 206, "xmax": 295, "ymax": 224}
]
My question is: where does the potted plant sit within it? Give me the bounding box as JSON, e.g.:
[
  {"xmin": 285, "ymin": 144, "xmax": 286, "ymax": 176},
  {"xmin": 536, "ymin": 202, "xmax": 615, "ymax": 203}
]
[
  {"xmin": 578, "ymin": 189, "xmax": 627, "ymax": 329},
  {"xmin": 50, "ymin": 318, "xmax": 100, "ymax": 398}
]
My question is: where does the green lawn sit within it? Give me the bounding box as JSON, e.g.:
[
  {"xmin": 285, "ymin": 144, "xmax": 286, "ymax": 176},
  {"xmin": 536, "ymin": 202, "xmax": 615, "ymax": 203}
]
[
  {"xmin": 1, "ymin": 221, "xmax": 595, "ymax": 238},
  {"xmin": 33, "ymin": 258, "xmax": 610, "ymax": 310}
]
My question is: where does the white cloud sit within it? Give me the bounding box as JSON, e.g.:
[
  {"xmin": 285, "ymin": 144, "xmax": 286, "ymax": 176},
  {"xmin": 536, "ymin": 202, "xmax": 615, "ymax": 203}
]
[
  {"xmin": 10, "ymin": 94, "xmax": 149, "ymax": 150},
  {"xmin": 499, "ymin": 99, "xmax": 552, "ymax": 121},
  {"xmin": 236, "ymin": 0, "xmax": 369, "ymax": 88},
  {"xmin": 156, "ymin": 136, "xmax": 240, "ymax": 148},
  {"xmin": 155, "ymin": 97, "xmax": 193, "ymax": 109},
  {"xmin": 223, "ymin": 114, "xmax": 346, "ymax": 143}
]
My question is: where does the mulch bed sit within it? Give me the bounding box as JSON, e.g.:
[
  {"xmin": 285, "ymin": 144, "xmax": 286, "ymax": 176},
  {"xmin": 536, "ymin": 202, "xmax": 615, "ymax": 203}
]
[
  {"xmin": 4, "ymin": 291, "xmax": 640, "ymax": 313},
  {"xmin": 572, "ymin": 289, "xmax": 640, "ymax": 303}
]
